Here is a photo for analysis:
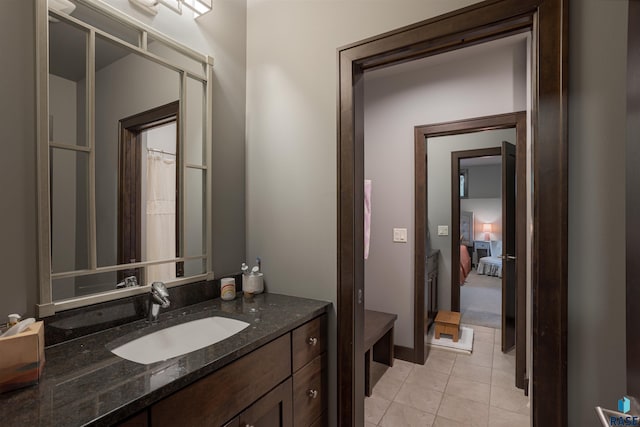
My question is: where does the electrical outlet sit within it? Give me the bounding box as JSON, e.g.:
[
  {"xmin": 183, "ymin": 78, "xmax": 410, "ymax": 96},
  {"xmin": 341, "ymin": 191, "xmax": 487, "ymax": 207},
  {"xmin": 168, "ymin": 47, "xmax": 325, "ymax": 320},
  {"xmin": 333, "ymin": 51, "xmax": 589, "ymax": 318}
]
[
  {"xmin": 438, "ymin": 225, "xmax": 449, "ymax": 236},
  {"xmin": 393, "ymin": 228, "xmax": 408, "ymax": 243}
]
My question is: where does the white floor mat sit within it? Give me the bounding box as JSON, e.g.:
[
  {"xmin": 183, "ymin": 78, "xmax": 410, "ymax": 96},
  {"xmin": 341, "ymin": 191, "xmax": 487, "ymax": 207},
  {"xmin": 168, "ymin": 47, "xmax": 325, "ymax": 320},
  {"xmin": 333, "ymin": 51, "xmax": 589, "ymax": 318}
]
[{"xmin": 426, "ymin": 326, "xmax": 474, "ymax": 354}]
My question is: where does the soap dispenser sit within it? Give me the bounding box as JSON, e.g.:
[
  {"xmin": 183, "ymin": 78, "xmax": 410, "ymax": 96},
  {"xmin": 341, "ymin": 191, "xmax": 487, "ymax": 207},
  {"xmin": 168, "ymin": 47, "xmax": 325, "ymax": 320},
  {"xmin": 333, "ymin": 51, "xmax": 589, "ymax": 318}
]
[{"xmin": 242, "ymin": 259, "xmax": 264, "ymax": 295}]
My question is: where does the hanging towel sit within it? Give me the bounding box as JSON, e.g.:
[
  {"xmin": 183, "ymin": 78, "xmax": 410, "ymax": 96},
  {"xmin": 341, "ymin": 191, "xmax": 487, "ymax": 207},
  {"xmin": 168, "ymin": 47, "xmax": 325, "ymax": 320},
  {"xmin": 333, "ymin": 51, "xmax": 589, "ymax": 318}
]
[{"xmin": 364, "ymin": 180, "xmax": 372, "ymax": 259}]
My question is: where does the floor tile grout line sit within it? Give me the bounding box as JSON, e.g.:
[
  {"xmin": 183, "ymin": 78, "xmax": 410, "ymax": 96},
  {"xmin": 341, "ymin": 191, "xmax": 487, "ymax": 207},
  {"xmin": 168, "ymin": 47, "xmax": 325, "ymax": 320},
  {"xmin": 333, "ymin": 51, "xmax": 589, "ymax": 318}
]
[
  {"xmin": 375, "ymin": 359, "xmax": 416, "ymax": 426},
  {"xmin": 433, "ymin": 362, "xmax": 452, "ymax": 420}
]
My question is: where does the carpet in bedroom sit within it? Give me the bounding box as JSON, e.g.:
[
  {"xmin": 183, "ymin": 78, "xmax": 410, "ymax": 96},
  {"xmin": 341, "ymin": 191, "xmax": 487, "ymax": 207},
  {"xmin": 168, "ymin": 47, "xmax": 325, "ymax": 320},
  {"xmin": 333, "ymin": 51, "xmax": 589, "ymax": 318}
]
[{"xmin": 460, "ymin": 270, "xmax": 501, "ymax": 329}]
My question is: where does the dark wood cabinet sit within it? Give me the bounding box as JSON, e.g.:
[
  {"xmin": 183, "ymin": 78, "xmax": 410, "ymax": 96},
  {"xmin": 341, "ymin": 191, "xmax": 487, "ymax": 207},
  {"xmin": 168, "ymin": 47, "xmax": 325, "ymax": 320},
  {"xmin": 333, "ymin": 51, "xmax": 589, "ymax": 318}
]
[
  {"xmin": 238, "ymin": 378, "xmax": 293, "ymax": 427},
  {"xmin": 146, "ymin": 314, "xmax": 327, "ymax": 427},
  {"xmin": 291, "ymin": 316, "xmax": 328, "ymax": 426},
  {"xmin": 116, "ymin": 410, "xmax": 148, "ymax": 427},
  {"xmin": 426, "ymin": 250, "xmax": 440, "ymax": 330}
]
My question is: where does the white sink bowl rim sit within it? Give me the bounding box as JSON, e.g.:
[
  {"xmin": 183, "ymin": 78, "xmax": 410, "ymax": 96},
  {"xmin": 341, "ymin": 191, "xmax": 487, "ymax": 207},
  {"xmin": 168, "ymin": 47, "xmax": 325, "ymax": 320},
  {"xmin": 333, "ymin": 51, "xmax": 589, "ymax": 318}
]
[{"xmin": 111, "ymin": 316, "xmax": 250, "ymax": 364}]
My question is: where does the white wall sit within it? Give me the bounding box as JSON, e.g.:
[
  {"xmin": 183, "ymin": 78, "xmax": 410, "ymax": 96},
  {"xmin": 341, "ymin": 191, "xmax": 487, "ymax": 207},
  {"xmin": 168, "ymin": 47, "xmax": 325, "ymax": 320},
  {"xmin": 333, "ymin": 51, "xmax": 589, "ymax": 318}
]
[
  {"xmin": 568, "ymin": 0, "xmax": 628, "ymax": 425},
  {"xmin": 363, "ymin": 38, "xmax": 523, "ymax": 347}
]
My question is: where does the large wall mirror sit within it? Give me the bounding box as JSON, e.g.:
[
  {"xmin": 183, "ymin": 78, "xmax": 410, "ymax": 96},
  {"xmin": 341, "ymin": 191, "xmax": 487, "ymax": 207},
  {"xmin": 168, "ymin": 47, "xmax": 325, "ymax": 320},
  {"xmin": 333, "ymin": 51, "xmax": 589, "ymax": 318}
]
[{"xmin": 37, "ymin": 0, "xmax": 213, "ymax": 316}]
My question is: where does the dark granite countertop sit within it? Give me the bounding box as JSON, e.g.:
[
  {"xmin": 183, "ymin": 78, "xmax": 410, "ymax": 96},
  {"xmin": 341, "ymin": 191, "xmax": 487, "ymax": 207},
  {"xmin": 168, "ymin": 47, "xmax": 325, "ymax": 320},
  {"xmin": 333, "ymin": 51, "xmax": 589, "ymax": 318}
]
[{"xmin": 0, "ymin": 293, "xmax": 330, "ymax": 427}]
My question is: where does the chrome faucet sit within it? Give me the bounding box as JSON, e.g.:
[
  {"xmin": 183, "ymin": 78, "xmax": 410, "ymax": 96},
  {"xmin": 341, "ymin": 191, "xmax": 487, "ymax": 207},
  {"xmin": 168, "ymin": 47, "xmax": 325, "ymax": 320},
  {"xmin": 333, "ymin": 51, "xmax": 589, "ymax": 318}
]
[{"xmin": 147, "ymin": 282, "xmax": 170, "ymax": 322}]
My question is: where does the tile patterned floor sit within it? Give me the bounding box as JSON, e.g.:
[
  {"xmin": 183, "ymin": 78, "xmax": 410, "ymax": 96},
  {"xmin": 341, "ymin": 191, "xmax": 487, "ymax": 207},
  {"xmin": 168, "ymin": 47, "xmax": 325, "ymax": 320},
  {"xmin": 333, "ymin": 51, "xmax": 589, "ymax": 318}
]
[{"xmin": 364, "ymin": 325, "xmax": 530, "ymax": 427}]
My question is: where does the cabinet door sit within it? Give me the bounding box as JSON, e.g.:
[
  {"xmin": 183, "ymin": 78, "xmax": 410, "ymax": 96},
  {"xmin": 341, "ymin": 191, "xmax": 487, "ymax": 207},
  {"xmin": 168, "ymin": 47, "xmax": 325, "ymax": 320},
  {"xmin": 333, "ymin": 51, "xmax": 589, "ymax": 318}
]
[
  {"xmin": 239, "ymin": 378, "xmax": 292, "ymax": 427},
  {"xmin": 151, "ymin": 335, "xmax": 290, "ymax": 427},
  {"xmin": 116, "ymin": 410, "xmax": 148, "ymax": 427}
]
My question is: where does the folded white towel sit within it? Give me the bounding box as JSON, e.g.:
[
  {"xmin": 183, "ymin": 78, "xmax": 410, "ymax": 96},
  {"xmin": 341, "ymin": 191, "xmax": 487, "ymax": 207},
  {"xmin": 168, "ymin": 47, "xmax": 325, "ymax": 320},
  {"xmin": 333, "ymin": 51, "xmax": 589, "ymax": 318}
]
[{"xmin": 364, "ymin": 180, "xmax": 372, "ymax": 260}]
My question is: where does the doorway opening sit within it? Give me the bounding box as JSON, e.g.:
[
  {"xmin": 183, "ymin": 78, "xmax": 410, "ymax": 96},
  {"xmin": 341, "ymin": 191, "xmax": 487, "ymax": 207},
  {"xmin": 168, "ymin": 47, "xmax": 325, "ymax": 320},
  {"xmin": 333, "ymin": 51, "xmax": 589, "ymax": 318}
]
[
  {"xmin": 337, "ymin": 1, "xmax": 567, "ymax": 425},
  {"xmin": 415, "ymin": 112, "xmax": 527, "ymax": 392},
  {"xmin": 457, "ymin": 152, "xmax": 503, "ymax": 331},
  {"xmin": 118, "ymin": 101, "xmax": 183, "ymax": 284}
]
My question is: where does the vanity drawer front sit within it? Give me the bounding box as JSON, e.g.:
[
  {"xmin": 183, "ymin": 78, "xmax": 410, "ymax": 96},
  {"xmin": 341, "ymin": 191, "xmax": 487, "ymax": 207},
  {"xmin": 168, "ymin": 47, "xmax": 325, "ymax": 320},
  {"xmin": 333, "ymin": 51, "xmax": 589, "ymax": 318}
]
[
  {"xmin": 151, "ymin": 334, "xmax": 291, "ymax": 427},
  {"xmin": 292, "ymin": 315, "xmax": 326, "ymax": 371},
  {"xmin": 293, "ymin": 353, "xmax": 326, "ymax": 427}
]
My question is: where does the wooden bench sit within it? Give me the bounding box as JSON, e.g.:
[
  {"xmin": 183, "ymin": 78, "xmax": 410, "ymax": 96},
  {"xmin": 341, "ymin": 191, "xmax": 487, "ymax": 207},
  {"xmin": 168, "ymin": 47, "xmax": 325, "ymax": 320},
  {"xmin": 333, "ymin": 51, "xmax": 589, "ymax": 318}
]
[{"xmin": 364, "ymin": 309, "xmax": 397, "ymax": 397}]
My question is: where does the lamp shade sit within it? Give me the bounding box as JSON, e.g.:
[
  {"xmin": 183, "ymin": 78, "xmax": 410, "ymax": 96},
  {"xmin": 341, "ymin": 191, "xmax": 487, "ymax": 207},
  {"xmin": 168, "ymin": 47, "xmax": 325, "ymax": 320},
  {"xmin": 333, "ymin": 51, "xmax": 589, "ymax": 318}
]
[{"xmin": 483, "ymin": 223, "xmax": 492, "ymax": 232}]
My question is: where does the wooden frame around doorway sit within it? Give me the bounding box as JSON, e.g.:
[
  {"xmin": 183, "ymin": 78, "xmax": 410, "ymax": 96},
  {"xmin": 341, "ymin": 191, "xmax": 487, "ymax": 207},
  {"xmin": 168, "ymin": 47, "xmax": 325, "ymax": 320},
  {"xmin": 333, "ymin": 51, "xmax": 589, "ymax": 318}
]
[{"xmin": 337, "ymin": 0, "xmax": 567, "ymax": 426}]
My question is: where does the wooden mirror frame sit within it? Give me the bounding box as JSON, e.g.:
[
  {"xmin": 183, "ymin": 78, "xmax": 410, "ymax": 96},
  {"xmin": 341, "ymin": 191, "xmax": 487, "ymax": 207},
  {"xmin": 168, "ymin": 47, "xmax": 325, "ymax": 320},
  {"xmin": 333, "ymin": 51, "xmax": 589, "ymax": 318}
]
[{"xmin": 337, "ymin": 0, "xmax": 567, "ymax": 425}]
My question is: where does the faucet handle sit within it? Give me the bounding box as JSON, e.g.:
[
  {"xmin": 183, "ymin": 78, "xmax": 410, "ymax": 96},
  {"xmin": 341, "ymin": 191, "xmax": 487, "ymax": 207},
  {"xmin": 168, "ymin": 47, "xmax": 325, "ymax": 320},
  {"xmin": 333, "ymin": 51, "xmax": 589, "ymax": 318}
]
[{"xmin": 151, "ymin": 281, "xmax": 169, "ymax": 297}]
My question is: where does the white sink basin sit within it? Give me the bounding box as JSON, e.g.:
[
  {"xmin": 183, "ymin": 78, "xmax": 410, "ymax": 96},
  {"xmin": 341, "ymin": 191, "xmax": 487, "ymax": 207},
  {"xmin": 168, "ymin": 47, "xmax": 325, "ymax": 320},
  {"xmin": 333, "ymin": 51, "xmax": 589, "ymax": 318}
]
[{"xmin": 111, "ymin": 316, "xmax": 250, "ymax": 364}]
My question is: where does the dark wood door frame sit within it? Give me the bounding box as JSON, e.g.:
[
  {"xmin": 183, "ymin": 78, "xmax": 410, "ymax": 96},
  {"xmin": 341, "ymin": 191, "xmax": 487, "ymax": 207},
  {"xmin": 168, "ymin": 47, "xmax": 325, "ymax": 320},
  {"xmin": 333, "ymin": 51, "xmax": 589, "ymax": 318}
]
[
  {"xmin": 118, "ymin": 101, "xmax": 182, "ymax": 280},
  {"xmin": 415, "ymin": 112, "xmax": 526, "ymax": 392},
  {"xmin": 337, "ymin": 1, "xmax": 567, "ymax": 425},
  {"xmin": 627, "ymin": 0, "xmax": 640, "ymax": 409},
  {"xmin": 451, "ymin": 146, "xmax": 503, "ymax": 312}
]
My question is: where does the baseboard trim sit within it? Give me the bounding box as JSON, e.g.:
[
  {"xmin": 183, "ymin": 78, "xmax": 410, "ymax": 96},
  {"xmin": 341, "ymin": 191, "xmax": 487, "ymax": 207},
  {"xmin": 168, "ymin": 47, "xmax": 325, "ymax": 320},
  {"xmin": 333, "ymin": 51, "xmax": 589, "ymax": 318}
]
[{"xmin": 394, "ymin": 345, "xmax": 416, "ymax": 363}]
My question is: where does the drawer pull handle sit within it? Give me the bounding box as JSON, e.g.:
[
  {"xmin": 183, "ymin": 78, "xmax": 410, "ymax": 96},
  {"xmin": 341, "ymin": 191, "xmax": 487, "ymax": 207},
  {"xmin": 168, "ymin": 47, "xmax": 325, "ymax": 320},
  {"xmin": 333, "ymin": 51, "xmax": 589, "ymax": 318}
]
[
  {"xmin": 246, "ymin": 424, "xmax": 255, "ymax": 427},
  {"xmin": 307, "ymin": 389, "xmax": 318, "ymax": 399},
  {"xmin": 307, "ymin": 337, "xmax": 318, "ymax": 346}
]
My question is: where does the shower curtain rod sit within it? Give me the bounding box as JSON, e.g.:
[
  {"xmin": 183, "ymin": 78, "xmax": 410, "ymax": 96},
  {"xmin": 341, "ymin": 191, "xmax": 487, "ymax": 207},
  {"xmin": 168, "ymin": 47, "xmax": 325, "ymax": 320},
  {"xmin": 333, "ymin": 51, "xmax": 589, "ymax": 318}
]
[{"xmin": 147, "ymin": 147, "xmax": 176, "ymax": 156}]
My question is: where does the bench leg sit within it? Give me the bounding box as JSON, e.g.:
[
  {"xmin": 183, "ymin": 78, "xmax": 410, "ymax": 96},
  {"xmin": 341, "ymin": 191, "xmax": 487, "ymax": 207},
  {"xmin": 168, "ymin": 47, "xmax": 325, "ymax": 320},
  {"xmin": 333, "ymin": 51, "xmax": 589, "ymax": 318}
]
[
  {"xmin": 365, "ymin": 349, "xmax": 372, "ymax": 397},
  {"xmin": 372, "ymin": 327, "xmax": 394, "ymax": 367}
]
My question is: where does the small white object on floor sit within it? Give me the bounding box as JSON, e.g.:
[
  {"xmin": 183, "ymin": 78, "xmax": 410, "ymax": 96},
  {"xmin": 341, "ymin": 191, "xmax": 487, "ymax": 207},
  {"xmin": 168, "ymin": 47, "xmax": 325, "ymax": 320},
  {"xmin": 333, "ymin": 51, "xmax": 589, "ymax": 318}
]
[{"xmin": 426, "ymin": 325, "xmax": 474, "ymax": 354}]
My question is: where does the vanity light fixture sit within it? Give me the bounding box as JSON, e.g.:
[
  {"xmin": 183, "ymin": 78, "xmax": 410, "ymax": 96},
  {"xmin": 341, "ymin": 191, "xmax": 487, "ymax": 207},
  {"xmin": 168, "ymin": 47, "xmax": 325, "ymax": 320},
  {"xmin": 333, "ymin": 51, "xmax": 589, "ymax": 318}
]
[
  {"xmin": 181, "ymin": 0, "xmax": 212, "ymax": 17},
  {"xmin": 129, "ymin": 0, "xmax": 211, "ymax": 17},
  {"xmin": 129, "ymin": 0, "xmax": 160, "ymax": 15},
  {"xmin": 49, "ymin": 0, "xmax": 76, "ymax": 21}
]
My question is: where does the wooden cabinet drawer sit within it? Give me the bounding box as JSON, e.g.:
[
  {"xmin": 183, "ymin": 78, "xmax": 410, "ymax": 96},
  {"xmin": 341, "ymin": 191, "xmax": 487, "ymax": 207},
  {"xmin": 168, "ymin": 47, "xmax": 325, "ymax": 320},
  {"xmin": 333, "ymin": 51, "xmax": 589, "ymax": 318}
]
[
  {"xmin": 292, "ymin": 315, "xmax": 326, "ymax": 371},
  {"xmin": 293, "ymin": 354, "xmax": 326, "ymax": 427},
  {"xmin": 151, "ymin": 334, "xmax": 291, "ymax": 427}
]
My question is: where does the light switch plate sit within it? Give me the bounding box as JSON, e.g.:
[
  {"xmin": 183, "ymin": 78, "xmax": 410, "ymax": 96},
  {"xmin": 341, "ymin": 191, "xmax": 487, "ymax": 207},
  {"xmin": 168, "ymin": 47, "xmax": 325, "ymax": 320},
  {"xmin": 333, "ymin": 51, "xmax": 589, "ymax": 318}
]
[
  {"xmin": 393, "ymin": 228, "xmax": 408, "ymax": 243},
  {"xmin": 438, "ymin": 225, "xmax": 449, "ymax": 236}
]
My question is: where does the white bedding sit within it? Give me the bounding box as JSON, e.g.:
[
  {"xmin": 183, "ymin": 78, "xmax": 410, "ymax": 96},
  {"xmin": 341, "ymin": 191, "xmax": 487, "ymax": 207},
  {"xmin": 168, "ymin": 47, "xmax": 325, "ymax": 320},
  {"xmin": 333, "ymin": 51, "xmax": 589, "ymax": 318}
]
[
  {"xmin": 477, "ymin": 256, "xmax": 502, "ymax": 278},
  {"xmin": 476, "ymin": 240, "xmax": 503, "ymax": 278}
]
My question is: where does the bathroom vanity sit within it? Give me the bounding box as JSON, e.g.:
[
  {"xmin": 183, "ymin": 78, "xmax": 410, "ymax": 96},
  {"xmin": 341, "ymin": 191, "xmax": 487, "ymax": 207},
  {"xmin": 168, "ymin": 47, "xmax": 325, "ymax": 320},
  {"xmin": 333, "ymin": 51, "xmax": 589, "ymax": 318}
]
[{"xmin": 0, "ymin": 293, "xmax": 329, "ymax": 426}]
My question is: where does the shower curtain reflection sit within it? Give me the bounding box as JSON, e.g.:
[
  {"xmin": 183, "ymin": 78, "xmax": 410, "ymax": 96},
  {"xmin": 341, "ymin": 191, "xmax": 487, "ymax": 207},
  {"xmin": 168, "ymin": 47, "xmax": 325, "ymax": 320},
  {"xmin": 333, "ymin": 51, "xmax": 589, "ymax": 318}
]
[{"xmin": 143, "ymin": 124, "xmax": 177, "ymax": 285}]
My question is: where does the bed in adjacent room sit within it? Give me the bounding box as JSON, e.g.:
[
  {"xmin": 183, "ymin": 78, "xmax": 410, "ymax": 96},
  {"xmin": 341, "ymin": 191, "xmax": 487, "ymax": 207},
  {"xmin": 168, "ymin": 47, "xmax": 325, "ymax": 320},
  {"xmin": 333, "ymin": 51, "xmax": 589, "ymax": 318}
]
[
  {"xmin": 460, "ymin": 243, "xmax": 471, "ymax": 285},
  {"xmin": 477, "ymin": 240, "xmax": 503, "ymax": 278}
]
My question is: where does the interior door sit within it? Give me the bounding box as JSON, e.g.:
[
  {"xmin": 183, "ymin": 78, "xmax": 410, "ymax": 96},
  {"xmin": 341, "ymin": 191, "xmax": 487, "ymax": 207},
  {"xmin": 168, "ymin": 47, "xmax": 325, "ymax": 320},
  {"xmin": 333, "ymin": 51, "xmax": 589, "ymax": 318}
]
[{"xmin": 501, "ymin": 141, "xmax": 517, "ymax": 352}]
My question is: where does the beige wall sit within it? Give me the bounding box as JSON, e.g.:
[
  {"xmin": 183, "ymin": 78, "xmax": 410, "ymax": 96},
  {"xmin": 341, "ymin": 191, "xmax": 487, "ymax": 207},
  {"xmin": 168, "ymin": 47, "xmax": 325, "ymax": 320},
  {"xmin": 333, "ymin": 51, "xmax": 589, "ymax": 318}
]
[
  {"xmin": 568, "ymin": 1, "xmax": 628, "ymax": 425},
  {"xmin": 246, "ymin": 1, "xmax": 482, "ymax": 424},
  {"xmin": 0, "ymin": 0, "xmax": 38, "ymax": 318}
]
